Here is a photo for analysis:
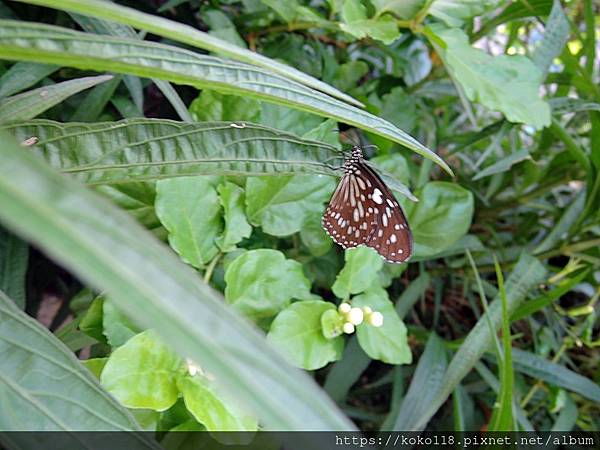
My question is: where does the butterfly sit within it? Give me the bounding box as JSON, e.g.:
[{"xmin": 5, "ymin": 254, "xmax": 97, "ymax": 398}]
[{"xmin": 322, "ymin": 145, "xmax": 413, "ymax": 263}]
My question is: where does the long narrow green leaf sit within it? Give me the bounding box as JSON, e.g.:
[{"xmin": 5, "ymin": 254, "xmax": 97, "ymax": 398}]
[
  {"xmin": 0, "ymin": 20, "xmax": 452, "ymax": 174},
  {"xmin": 411, "ymin": 254, "xmax": 547, "ymax": 430},
  {"xmin": 323, "ymin": 336, "xmax": 370, "ymax": 403},
  {"xmin": 71, "ymin": 75, "xmax": 121, "ymax": 122},
  {"xmin": 389, "ymin": 333, "xmax": 447, "ymax": 431},
  {"xmin": 0, "ymin": 61, "xmax": 58, "ymax": 98},
  {"xmin": 70, "ymin": 13, "xmax": 192, "ymax": 122},
  {"xmin": 510, "ymin": 348, "xmax": 600, "ymax": 403},
  {"xmin": 0, "ymin": 75, "xmax": 113, "ymax": 122},
  {"xmin": 0, "ymin": 290, "xmax": 151, "ymax": 435},
  {"xmin": 0, "ymin": 132, "xmax": 355, "ymax": 433},
  {"xmin": 488, "ymin": 259, "xmax": 515, "ymax": 431},
  {"xmin": 531, "ymin": 0, "xmax": 570, "ymax": 76},
  {"xmin": 1, "ymin": 119, "xmax": 347, "ymax": 184},
  {"xmin": 0, "ymin": 227, "xmax": 28, "ymax": 309},
  {"xmin": 13, "ymin": 0, "xmax": 363, "ymax": 108}
]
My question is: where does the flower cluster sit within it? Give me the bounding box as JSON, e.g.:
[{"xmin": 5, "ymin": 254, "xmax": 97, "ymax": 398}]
[{"xmin": 337, "ymin": 302, "xmax": 384, "ymax": 334}]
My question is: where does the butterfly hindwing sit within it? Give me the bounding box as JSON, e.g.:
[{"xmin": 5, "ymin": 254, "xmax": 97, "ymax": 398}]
[{"xmin": 322, "ymin": 145, "xmax": 413, "ymax": 263}]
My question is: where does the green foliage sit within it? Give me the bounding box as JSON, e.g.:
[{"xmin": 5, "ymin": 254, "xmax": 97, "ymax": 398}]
[
  {"xmin": 156, "ymin": 176, "xmax": 222, "ymax": 268},
  {"xmin": 353, "ymin": 287, "xmax": 412, "ymax": 364},
  {"xmin": 224, "ymin": 249, "xmax": 312, "ymax": 320},
  {"xmin": 0, "ymin": 0, "xmax": 598, "ymax": 438},
  {"xmin": 432, "ymin": 26, "xmax": 551, "ymax": 128},
  {"xmin": 403, "ymin": 182, "xmax": 474, "ymax": 257},
  {"xmin": 332, "ymin": 246, "xmax": 383, "ymax": 299},
  {"xmin": 245, "ymin": 175, "xmax": 335, "ymax": 236},
  {"xmin": 267, "ymin": 300, "xmax": 344, "ymax": 370}
]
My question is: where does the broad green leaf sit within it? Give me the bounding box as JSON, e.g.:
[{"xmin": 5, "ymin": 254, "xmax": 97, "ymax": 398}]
[
  {"xmin": 430, "ymin": 0, "xmax": 501, "ymax": 27},
  {"xmin": 190, "ymin": 90, "xmax": 261, "ymax": 123},
  {"xmin": 432, "ymin": 26, "xmax": 551, "ymax": 129},
  {"xmin": 0, "ymin": 133, "xmax": 355, "ymax": 433},
  {"xmin": 178, "ymin": 375, "xmax": 258, "ymax": 431},
  {"xmin": 79, "ymin": 296, "xmax": 106, "ymax": 343},
  {"xmin": 103, "ymin": 300, "xmax": 139, "ymax": 348},
  {"xmin": 331, "ymin": 61, "xmax": 369, "ymax": 93},
  {"xmin": 216, "ymin": 182, "xmax": 252, "ymax": 252},
  {"xmin": 353, "ymin": 287, "xmax": 412, "ymax": 364},
  {"xmin": 82, "ymin": 357, "xmax": 108, "ymax": 380},
  {"xmin": 340, "ymin": 0, "xmax": 400, "ymax": 45},
  {"xmin": 13, "ymin": 0, "xmax": 362, "ymax": 107},
  {"xmin": 101, "ymin": 330, "xmax": 183, "ymax": 411},
  {"xmin": 224, "ymin": 249, "xmax": 312, "ymax": 320},
  {"xmin": 2, "ymin": 119, "xmax": 345, "ymax": 185},
  {"xmin": 370, "ymin": 0, "xmax": 423, "ymax": 19},
  {"xmin": 261, "ymin": 0, "xmax": 325, "ymax": 23},
  {"xmin": 262, "ymin": 102, "xmax": 325, "ymax": 137},
  {"xmin": 389, "ymin": 333, "xmax": 446, "ymax": 430},
  {"xmin": 531, "ymin": 0, "xmax": 570, "ymax": 76},
  {"xmin": 332, "ymin": 246, "xmax": 383, "ymax": 299},
  {"xmin": 245, "ymin": 175, "xmax": 335, "ymax": 237},
  {"xmin": 472, "ymin": 149, "xmax": 532, "ymax": 180},
  {"xmin": 203, "ymin": 9, "xmax": 247, "ymax": 48},
  {"xmin": 156, "ymin": 177, "xmax": 222, "ymax": 268},
  {"xmin": 0, "ymin": 74, "xmax": 113, "ymax": 122},
  {"xmin": 0, "ymin": 226, "xmax": 28, "ymax": 309},
  {"xmin": 411, "ymin": 254, "xmax": 547, "ymax": 431},
  {"xmin": 0, "ymin": 61, "xmax": 58, "ymax": 98},
  {"xmin": 320, "ymin": 308, "xmax": 345, "ymax": 339},
  {"xmin": 300, "ymin": 213, "xmax": 332, "ymax": 257},
  {"xmin": 267, "ymin": 300, "xmax": 343, "ymax": 370},
  {"xmin": 402, "ymin": 181, "xmax": 474, "ymax": 257},
  {"xmin": 372, "ymin": 87, "xmax": 417, "ymax": 136},
  {"xmin": 0, "ymin": 290, "xmax": 144, "ymax": 432},
  {"xmin": 371, "ymin": 153, "xmax": 410, "ymax": 187}
]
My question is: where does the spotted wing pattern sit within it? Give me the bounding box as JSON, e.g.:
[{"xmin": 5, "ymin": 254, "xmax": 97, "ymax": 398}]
[{"xmin": 322, "ymin": 146, "xmax": 413, "ymax": 263}]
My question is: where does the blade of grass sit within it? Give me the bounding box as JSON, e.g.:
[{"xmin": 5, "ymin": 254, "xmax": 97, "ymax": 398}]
[
  {"xmin": 488, "ymin": 256, "xmax": 516, "ymax": 431},
  {"xmin": 0, "ymin": 132, "xmax": 355, "ymax": 433}
]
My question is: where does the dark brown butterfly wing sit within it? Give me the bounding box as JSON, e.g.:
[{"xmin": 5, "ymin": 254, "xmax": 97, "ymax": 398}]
[
  {"xmin": 323, "ymin": 152, "xmax": 412, "ymax": 263},
  {"xmin": 322, "ymin": 172, "xmax": 370, "ymax": 249},
  {"xmin": 359, "ymin": 162, "xmax": 412, "ymax": 263}
]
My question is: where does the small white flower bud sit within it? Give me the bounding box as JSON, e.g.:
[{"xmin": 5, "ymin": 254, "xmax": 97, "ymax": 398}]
[
  {"xmin": 347, "ymin": 307, "xmax": 364, "ymax": 325},
  {"xmin": 362, "ymin": 306, "xmax": 372, "ymax": 315},
  {"xmin": 186, "ymin": 358, "xmax": 201, "ymax": 376},
  {"xmin": 342, "ymin": 322, "xmax": 355, "ymax": 334},
  {"xmin": 369, "ymin": 312, "xmax": 384, "ymax": 327},
  {"xmin": 338, "ymin": 302, "xmax": 351, "ymax": 314}
]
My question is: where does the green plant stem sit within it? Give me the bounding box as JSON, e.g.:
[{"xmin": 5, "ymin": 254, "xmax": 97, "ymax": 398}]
[{"xmin": 203, "ymin": 252, "xmax": 221, "ymax": 284}]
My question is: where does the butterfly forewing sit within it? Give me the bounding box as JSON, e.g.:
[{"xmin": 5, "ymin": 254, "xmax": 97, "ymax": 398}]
[
  {"xmin": 322, "ymin": 172, "xmax": 370, "ymax": 249},
  {"xmin": 322, "ymin": 146, "xmax": 413, "ymax": 263}
]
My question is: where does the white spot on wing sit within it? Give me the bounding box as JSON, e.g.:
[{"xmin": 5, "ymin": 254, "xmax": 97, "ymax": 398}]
[{"xmin": 372, "ymin": 188, "xmax": 383, "ymax": 204}]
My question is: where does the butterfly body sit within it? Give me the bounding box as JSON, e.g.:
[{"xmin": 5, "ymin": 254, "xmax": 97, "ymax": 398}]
[{"xmin": 322, "ymin": 146, "xmax": 413, "ymax": 263}]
